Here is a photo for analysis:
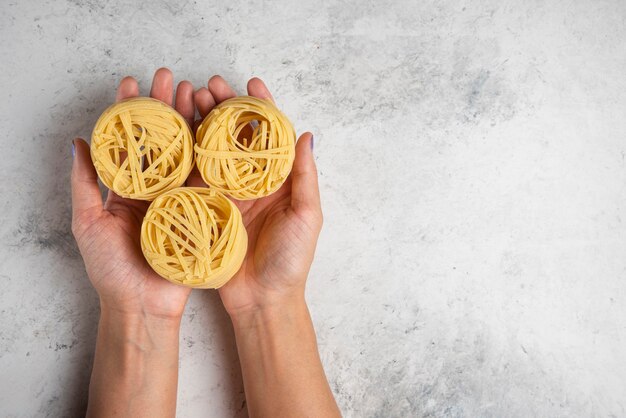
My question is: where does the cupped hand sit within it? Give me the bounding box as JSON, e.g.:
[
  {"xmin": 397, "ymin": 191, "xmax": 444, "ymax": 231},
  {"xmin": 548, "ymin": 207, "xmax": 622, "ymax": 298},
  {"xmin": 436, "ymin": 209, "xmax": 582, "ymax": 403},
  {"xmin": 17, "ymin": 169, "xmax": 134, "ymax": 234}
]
[
  {"xmin": 191, "ymin": 76, "xmax": 323, "ymax": 317},
  {"xmin": 71, "ymin": 68, "xmax": 195, "ymax": 320}
]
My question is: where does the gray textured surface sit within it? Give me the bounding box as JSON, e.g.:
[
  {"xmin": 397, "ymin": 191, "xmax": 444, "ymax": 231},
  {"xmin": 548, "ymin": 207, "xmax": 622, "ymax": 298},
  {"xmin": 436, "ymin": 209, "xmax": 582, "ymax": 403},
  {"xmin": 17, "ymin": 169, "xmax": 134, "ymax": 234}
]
[{"xmin": 1, "ymin": 0, "xmax": 625, "ymax": 417}]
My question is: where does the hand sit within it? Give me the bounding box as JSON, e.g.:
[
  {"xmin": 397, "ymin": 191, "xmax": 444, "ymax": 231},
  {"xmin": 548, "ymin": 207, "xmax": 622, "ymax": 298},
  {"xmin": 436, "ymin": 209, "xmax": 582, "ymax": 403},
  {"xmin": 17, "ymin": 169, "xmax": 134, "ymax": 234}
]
[
  {"xmin": 190, "ymin": 76, "xmax": 322, "ymax": 317},
  {"xmin": 71, "ymin": 68, "xmax": 196, "ymax": 320}
]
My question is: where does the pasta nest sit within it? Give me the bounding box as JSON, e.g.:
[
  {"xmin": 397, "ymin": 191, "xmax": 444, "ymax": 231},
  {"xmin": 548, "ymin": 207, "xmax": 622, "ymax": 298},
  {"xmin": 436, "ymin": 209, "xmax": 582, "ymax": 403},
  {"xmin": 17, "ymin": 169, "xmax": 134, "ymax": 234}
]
[
  {"xmin": 140, "ymin": 187, "xmax": 247, "ymax": 289},
  {"xmin": 91, "ymin": 97, "xmax": 194, "ymax": 200},
  {"xmin": 195, "ymin": 96, "xmax": 296, "ymax": 200}
]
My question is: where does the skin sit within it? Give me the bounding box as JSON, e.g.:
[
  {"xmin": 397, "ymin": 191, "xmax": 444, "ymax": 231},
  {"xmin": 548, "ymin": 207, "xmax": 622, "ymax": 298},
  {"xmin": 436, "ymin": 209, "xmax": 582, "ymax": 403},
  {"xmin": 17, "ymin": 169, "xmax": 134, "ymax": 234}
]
[{"xmin": 71, "ymin": 68, "xmax": 341, "ymax": 417}]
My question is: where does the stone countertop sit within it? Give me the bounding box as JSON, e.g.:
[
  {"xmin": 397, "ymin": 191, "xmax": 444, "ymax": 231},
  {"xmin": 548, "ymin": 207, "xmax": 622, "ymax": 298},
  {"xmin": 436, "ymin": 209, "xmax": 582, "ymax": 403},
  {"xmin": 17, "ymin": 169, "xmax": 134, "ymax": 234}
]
[{"xmin": 1, "ymin": 0, "xmax": 625, "ymax": 416}]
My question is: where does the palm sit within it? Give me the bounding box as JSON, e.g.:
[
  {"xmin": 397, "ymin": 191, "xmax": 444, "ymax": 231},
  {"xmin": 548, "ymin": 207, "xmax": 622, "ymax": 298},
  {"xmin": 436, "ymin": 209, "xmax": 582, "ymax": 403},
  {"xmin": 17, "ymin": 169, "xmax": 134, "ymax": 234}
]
[
  {"xmin": 217, "ymin": 181, "xmax": 313, "ymax": 312},
  {"xmin": 73, "ymin": 71, "xmax": 319, "ymax": 319},
  {"xmin": 186, "ymin": 165, "xmax": 307, "ymax": 311},
  {"xmin": 88, "ymin": 198, "xmax": 191, "ymax": 317},
  {"xmin": 188, "ymin": 75, "xmax": 321, "ymax": 314},
  {"xmin": 72, "ymin": 69, "xmax": 196, "ymax": 318}
]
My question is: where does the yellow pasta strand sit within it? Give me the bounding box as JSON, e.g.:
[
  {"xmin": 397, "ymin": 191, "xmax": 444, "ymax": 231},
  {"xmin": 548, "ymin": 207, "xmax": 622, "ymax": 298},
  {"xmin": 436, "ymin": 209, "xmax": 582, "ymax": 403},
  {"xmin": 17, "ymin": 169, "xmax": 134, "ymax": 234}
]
[
  {"xmin": 140, "ymin": 187, "xmax": 247, "ymax": 289},
  {"xmin": 195, "ymin": 96, "xmax": 296, "ymax": 200},
  {"xmin": 91, "ymin": 97, "xmax": 194, "ymax": 200}
]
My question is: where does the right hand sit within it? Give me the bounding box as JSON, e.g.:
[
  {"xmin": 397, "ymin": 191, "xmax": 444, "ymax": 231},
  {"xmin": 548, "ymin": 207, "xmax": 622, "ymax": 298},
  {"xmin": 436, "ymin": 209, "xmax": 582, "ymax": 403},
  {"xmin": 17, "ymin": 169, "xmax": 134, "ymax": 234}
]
[{"xmin": 190, "ymin": 76, "xmax": 323, "ymax": 317}]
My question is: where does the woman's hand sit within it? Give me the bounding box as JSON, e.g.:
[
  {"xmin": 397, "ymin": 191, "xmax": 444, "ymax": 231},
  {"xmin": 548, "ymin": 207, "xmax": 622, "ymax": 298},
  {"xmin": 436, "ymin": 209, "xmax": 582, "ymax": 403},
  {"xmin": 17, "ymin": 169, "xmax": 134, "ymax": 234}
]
[
  {"xmin": 71, "ymin": 68, "xmax": 195, "ymax": 320},
  {"xmin": 190, "ymin": 76, "xmax": 322, "ymax": 317},
  {"xmin": 192, "ymin": 76, "xmax": 339, "ymax": 418}
]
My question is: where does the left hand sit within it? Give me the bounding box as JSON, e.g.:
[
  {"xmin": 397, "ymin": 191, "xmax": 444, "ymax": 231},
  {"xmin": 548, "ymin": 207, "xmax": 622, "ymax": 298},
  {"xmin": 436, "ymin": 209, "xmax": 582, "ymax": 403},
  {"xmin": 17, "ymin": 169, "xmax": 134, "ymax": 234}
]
[{"xmin": 71, "ymin": 68, "xmax": 196, "ymax": 320}]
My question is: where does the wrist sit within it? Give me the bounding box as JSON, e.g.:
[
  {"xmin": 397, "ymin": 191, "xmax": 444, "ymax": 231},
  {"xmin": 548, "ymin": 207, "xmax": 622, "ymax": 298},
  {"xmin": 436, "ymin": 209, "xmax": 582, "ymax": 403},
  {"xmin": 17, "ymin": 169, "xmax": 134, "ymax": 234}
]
[
  {"xmin": 99, "ymin": 292, "xmax": 186, "ymax": 322},
  {"xmin": 88, "ymin": 300, "xmax": 182, "ymax": 417},
  {"xmin": 220, "ymin": 275, "xmax": 308, "ymax": 318},
  {"xmin": 229, "ymin": 295, "xmax": 309, "ymax": 331},
  {"xmin": 99, "ymin": 302, "xmax": 183, "ymax": 340}
]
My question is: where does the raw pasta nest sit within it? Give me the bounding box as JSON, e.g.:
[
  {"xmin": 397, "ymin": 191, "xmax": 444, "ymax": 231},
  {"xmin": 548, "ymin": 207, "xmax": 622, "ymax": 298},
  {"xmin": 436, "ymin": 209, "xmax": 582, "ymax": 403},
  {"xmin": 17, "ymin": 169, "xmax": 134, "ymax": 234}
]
[
  {"xmin": 91, "ymin": 97, "xmax": 194, "ymax": 200},
  {"xmin": 195, "ymin": 96, "xmax": 296, "ymax": 200},
  {"xmin": 140, "ymin": 187, "xmax": 247, "ymax": 289}
]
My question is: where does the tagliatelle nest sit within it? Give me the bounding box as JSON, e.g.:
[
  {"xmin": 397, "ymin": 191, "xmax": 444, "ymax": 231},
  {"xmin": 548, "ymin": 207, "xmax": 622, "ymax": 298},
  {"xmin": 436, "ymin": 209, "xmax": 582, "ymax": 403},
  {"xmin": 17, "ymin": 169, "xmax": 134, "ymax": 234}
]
[
  {"xmin": 140, "ymin": 187, "xmax": 247, "ymax": 289},
  {"xmin": 195, "ymin": 96, "xmax": 296, "ymax": 200},
  {"xmin": 91, "ymin": 97, "xmax": 194, "ymax": 200}
]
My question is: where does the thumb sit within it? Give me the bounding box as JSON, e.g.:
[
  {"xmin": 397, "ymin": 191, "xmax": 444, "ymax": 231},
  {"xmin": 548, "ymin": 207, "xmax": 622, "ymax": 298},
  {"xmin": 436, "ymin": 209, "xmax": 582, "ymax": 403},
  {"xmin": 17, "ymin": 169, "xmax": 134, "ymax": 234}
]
[
  {"xmin": 290, "ymin": 132, "xmax": 321, "ymax": 216},
  {"xmin": 71, "ymin": 138, "xmax": 103, "ymax": 224}
]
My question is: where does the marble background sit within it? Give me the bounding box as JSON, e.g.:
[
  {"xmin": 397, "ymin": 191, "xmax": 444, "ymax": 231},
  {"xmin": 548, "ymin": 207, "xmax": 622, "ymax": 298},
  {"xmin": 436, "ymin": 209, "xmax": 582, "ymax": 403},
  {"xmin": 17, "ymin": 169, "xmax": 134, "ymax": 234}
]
[{"xmin": 1, "ymin": 0, "xmax": 625, "ymax": 416}]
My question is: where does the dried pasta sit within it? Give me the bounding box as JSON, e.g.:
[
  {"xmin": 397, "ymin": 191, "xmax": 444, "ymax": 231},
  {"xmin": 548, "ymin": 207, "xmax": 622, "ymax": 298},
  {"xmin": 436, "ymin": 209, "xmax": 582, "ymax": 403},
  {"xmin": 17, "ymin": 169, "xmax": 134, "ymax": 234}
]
[
  {"xmin": 91, "ymin": 97, "xmax": 194, "ymax": 200},
  {"xmin": 140, "ymin": 187, "xmax": 247, "ymax": 289},
  {"xmin": 195, "ymin": 96, "xmax": 296, "ymax": 200}
]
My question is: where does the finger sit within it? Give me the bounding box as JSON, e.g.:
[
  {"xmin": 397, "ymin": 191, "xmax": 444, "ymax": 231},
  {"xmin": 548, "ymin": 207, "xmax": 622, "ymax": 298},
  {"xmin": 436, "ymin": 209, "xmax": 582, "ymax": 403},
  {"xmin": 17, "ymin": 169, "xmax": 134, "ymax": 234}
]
[
  {"xmin": 150, "ymin": 67, "xmax": 174, "ymax": 105},
  {"xmin": 113, "ymin": 76, "xmax": 139, "ymax": 203},
  {"xmin": 175, "ymin": 80, "xmax": 195, "ymax": 126},
  {"xmin": 116, "ymin": 76, "xmax": 139, "ymax": 101},
  {"xmin": 193, "ymin": 87, "xmax": 216, "ymax": 119},
  {"xmin": 290, "ymin": 132, "xmax": 321, "ymax": 215},
  {"xmin": 71, "ymin": 138, "xmax": 103, "ymax": 221},
  {"xmin": 105, "ymin": 189, "xmax": 127, "ymax": 206},
  {"xmin": 208, "ymin": 75, "xmax": 236, "ymax": 103},
  {"xmin": 247, "ymin": 77, "xmax": 274, "ymax": 102}
]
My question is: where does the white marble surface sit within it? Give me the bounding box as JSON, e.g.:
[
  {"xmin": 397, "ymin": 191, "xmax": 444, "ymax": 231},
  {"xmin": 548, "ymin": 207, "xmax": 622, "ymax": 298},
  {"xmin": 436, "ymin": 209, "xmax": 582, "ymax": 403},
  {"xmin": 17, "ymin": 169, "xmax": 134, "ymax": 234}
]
[{"xmin": 1, "ymin": 0, "xmax": 625, "ymax": 416}]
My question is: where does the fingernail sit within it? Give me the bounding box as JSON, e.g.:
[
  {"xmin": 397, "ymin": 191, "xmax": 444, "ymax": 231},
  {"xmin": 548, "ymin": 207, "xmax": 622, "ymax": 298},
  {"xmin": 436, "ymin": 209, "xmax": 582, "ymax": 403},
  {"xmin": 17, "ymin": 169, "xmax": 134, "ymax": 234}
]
[
  {"xmin": 71, "ymin": 140, "xmax": 76, "ymax": 158},
  {"xmin": 310, "ymin": 135, "xmax": 314, "ymax": 151}
]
